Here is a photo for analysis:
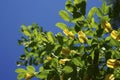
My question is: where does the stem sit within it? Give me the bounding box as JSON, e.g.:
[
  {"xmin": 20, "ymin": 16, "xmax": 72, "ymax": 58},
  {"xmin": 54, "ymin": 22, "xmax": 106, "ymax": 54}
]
[{"xmin": 93, "ymin": 49, "xmax": 99, "ymax": 79}]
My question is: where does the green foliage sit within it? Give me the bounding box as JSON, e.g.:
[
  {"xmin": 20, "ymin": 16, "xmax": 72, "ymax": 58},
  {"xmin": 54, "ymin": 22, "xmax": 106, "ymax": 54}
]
[
  {"xmin": 15, "ymin": 68, "xmax": 26, "ymax": 73},
  {"xmin": 56, "ymin": 22, "xmax": 68, "ymax": 30},
  {"xmin": 114, "ymin": 67, "xmax": 120, "ymax": 79},
  {"xmin": 17, "ymin": 73, "xmax": 25, "ymax": 80},
  {"xmin": 87, "ymin": 7, "xmax": 97, "ymax": 22},
  {"xmin": 47, "ymin": 31, "xmax": 55, "ymax": 43},
  {"xmin": 16, "ymin": 0, "xmax": 120, "ymax": 80},
  {"xmin": 65, "ymin": 0, "xmax": 74, "ymax": 13},
  {"xmin": 26, "ymin": 66, "xmax": 35, "ymax": 73},
  {"xmin": 59, "ymin": 10, "xmax": 71, "ymax": 22},
  {"xmin": 63, "ymin": 66, "xmax": 73, "ymax": 73}
]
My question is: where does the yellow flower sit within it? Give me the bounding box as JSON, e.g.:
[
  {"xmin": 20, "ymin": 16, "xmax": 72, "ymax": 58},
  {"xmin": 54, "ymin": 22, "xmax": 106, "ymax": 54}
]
[
  {"xmin": 111, "ymin": 30, "xmax": 120, "ymax": 41},
  {"xmin": 104, "ymin": 74, "xmax": 115, "ymax": 80},
  {"xmin": 25, "ymin": 73, "xmax": 34, "ymax": 80},
  {"xmin": 101, "ymin": 21, "xmax": 113, "ymax": 33},
  {"xmin": 46, "ymin": 56, "xmax": 52, "ymax": 61},
  {"xmin": 78, "ymin": 31, "xmax": 88, "ymax": 43},
  {"xmin": 63, "ymin": 29, "xmax": 74, "ymax": 39},
  {"xmin": 61, "ymin": 48, "xmax": 70, "ymax": 56},
  {"xmin": 59, "ymin": 59, "xmax": 71, "ymax": 64},
  {"xmin": 107, "ymin": 59, "xmax": 120, "ymax": 68}
]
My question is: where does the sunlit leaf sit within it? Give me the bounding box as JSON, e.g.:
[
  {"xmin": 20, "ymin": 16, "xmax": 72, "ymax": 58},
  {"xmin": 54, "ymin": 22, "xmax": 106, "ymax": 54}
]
[
  {"xmin": 21, "ymin": 25, "xmax": 31, "ymax": 37},
  {"xmin": 72, "ymin": 15, "xmax": 84, "ymax": 23},
  {"xmin": 56, "ymin": 22, "xmax": 68, "ymax": 30},
  {"xmin": 39, "ymin": 66, "xmax": 44, "ymax": 72},
  {"xmin": 15, "ymin": 68, "xmax": 26, "ymax": 73},
  {"xmin": 87, "ymin": 7, "xmax": 97, "ymax": 22},
  {"xmin": 73, "ymin": 0, "xmax": 81, "ymax": 5},
  {"xmin": 36, "ymin": 71, "xmax": 49, "ymax": 79},
  {"xmin": 96, "ymin": 8, "xmax": 103, "ymax": 17},
  {"xmin": 63, "ymin": 66, "xmax": 73, "ymax": 73},
  {"xmin": 17, "ymin": 73, "xmax": 25, "ymax": 80},
  {"xmin": 101, "ymin": 2, "xmax": 110, "ymax": 15},
  {"xmin": 59, "ymin": 10, "xmax": 71, "ymax": 22},
  {"xmin": 47, "ymin": 32, "xmax": 55, "ymax": 43},
  {"xmin": 27, "ymin": 66, "xmax": 35, "ymax": 73},
  {"xmin": 72, "ymin": 58, "xmax": 83, "ymax": 67}
]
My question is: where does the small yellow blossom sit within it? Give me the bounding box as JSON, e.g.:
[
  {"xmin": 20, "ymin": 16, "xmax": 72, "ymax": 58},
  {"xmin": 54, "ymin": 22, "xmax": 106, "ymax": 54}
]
[
  {"xmin": 78, "ymin": 31, "xmax": 88, "ymax": 43},
  {"xmin": 25, "ymin": 73, "xmax": 34, "ymax": 80},
  {"xmin": 107, "ymin": 59, "xmax": 120, "ymax": 68},
  {"xmin": 104, "ymin": 74, "xmax": 115, "ymax": 80},
  {"xmin": 111, "ymin": 30, "xmax": 120, "ymax": 41},
  {"xmin": 59, "ymin": 59, "xmax": 71, "ymax": 64},
  {"xmin": 63, "ymin": 29, "xmax": 74, "ymax": 39},
  {"xmin": 101, "ymin": 21, "xmax": 113, "ymax": 33},
  {"xmin": 46, "ymin": 56, "xmax": 52, "ymax": 61}
]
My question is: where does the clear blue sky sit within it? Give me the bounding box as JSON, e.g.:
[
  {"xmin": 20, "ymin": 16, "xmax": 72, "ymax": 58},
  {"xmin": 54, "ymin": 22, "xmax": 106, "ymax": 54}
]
[{"xmin": 0, "ymin": 0, "xmax": 102, "ymax": 80}]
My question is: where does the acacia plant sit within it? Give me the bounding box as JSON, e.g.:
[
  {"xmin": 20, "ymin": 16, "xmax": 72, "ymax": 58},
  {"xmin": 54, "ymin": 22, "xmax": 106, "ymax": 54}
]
[{"xmin": 15, "ymin": 0, "xmax": 120, "ymax": 80}]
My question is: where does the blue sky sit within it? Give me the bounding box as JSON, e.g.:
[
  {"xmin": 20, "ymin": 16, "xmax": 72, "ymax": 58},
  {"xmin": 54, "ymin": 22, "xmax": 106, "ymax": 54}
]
[{"xmin": 0, "ymin": 0, "xmax": 102, "ymax": 80}]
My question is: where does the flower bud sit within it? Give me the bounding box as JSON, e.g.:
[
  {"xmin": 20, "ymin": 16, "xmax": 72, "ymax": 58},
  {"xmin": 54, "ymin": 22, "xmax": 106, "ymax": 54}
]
[
  {"xmin": 63, "ymin": 29, "xmax": 74, "ymax": 39},
  {"xmin": 78, "ymin": 31, "xmax": 88, "ymax": 43},
  {"xmin": 59, "ymin": 59, "xmax": 71, "ymax": 64},
  {"xmin": 46, "ymin": 56, "xmax": 52, "ymax": 61},
  {"xmin": 25, "ymin": 73, "xmax": 34, "ymax": 80},
  {"xmin": 104, "ymin": 74, "xmax": 115, "ymax": 80},
  {"xmin": 107, "ymin": 59, "xmax": 120, "ymax": 68},
  {"xmin": 111, "ymin": 30, "xmax": 120, "ymax": 41},
  {"xmin": 101, "ymin": 21, "xmax": 113, "ymax": 33}
]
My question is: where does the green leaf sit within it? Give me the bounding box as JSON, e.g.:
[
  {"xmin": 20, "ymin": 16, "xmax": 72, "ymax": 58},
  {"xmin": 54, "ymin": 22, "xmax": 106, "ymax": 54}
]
[
  {"xmin": 54, "ymin": 44, "xmax": 62, "ymax": 55},
  {"xmin": 36, "ymin": 71, "xmax": 49, "ymax": 79},
  {"xmin": 110, "ymin": 38, "xmax": 119, "ymax": 46},
  {"xmin": 17, "ymin": 73, "xmax": 25, "ymax": 80},
  {"xmin": 73, "ymin": 0, "xmax": 86, "ymax": 15},
  {"xmin": 72, "ymin": 15, "xmax": 84, "ymax": 23},
  {"xmin": 21, "ymin": 25, "xmax": 31, "ymax": 37},
  {"xmin": 112, "ymin": 50, "xmax": 120, "ymax": 59},
  {"xmin": 100, "ymin": 16, "xmax": 110, "ymax": 22},
  {"xmin": 63, "ymin": 66, "xmax": 73, "ymax": 73},
  {"xmin": 105, "ymin": 36, "xmax": 111, "ymax": 41},
  {"xmin": 114, "ymin": 67, "xmax": 120, "ymax": 79},
  {"xmin": 27, "ymin": 66, "xmax": 35, "ymax": 73},
  {"xmin": 47, "ymin": 32, "xmax": 55, "ymax": 43},
  {"xmin": 79, "ymin": 0, "xmax": 86, "ymax": 15},
  {"xmin": 101, "ymin": 2, "xmax": 110, "ymax": 15},
  {"xmin": 65, "ymin": 0, "xmax": 74, "ymax": 13},
  {"xmin": 41, "ymin": 33, "xmax": 48, "ymax": 42},
  {"xmin": 56, "ymin": 32, "xmax": 63, "ymax": 45},
  {"xmin": 21, "ymin": 25, "xmax": 27, "ymax": 30},
  {"xmin": 90, "ymin": 18, "xmax": 98, "ymax": 29},
  {"xmin": 50, "ymin": 58, "xmax": 58, "ymax": 68},
  {"xmin": 56, "ymin": 22, "xmax": 68, "ymax": 30},
  {"xmin": 15, "ymin": 68, "xmax": 26, "ymax": 73},
  {"xmin": 59, "ymin": 10, "xmax": 71, "ymax": 22},
  {"xmin": 87, "ymin": 7, "xmax": 97, "ymax": 22},
  {"xmin": 73, "ymin": 0, "xmax": 81, "ymax": 5},
  {"xmin": 96, "ymin": 8, "xmax": 103, "ymax": 17},
  {"xmin": 72, "ymin": 57, "xmax": 83, "ymax": 67},
  {"xmin": 39, "ymin": 66, "xmax": 44, "ymax": 72}
]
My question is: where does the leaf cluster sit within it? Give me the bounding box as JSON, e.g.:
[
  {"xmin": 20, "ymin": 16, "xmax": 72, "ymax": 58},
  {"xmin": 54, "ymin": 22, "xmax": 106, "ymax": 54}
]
[{"xmin": 16, "ymin": 0, "xmax": 120, "ymax": 80}]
